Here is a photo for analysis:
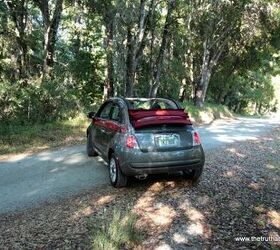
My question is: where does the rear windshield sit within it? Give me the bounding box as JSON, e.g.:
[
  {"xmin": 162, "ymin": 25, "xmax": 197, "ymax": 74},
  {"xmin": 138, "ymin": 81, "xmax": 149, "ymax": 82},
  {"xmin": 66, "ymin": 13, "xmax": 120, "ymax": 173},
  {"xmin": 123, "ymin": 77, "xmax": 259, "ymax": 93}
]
[{"xmin": 126, "ymin": 98, "xmax": 178, "ymax": 110}]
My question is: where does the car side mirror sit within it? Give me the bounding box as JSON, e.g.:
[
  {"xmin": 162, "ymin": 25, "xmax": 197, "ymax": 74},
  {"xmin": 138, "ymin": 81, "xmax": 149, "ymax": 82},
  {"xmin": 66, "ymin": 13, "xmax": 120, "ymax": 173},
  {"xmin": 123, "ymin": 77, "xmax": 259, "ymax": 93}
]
[{"xmin": 88, "ymin": 111, "xmax": 96, "ymax": 119}]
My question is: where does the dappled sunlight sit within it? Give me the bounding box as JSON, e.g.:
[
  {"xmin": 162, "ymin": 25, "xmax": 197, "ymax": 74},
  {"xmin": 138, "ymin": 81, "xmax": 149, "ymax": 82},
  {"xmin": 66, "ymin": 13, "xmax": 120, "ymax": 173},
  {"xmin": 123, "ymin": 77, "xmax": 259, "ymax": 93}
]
[
  {"xmin": 223, "ymin": 170, "xmax": 236, "ymax": 177},
  {"xmin": 248, "ymin": 182, "xmax": 263, "ymax": 191},
  {"xmin": 267, "ymin": 210, "xmax": 280, "ymax": 229},
  {"xmin": 96, "ymin": 195, "xmax": 115, "ymax": 206},
  {"xmin": 268, "ymin": 231, "xmax": 280, "ymax": 247},
  {"xmin": 148, "ymin": 204, "xmax": 176, "ymax": 227},
  {"xmin": 226, "ymin": 148, "xmax": 246, "ymax": 158},
  {"xmin": 215, "ymin": 134, "xmax": 258, "ymax": 143},
  {"xmin": 50, "ymin": 166, "xmax": 67, "ymax": 173},
  {"xmin": 266, "ymin": 163, "xmax": 278, "ymax": 169},
  {"xmin": 179, "ymin": 201, "xmax": 211, "ymax": 239},
  {"xmin": 64, "ymin": 154, "xmax": 86, "ymax": 165},
  {"xmin": 72, "ymin": 206, "xmax": 94, "ymax": 220},
  {"xmin": 172, "ymin": 232, "xmax": 189, "ymax": 244}
]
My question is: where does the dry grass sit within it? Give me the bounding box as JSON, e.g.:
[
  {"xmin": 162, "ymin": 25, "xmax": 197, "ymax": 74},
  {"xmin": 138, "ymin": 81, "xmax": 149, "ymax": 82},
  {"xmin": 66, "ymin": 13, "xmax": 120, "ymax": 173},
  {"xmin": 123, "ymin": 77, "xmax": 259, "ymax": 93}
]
[{"xmin": 0, "ymin": 115, "xmax": 88, "ymax": 156}]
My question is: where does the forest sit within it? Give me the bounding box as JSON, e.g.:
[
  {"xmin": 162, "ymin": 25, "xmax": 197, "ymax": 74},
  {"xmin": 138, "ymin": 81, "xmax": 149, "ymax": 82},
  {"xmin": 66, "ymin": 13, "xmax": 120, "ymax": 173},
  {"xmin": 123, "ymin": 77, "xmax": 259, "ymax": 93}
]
[{"xmin": 0, "ymin": 0, "xmax": 280, "ymax": 124}]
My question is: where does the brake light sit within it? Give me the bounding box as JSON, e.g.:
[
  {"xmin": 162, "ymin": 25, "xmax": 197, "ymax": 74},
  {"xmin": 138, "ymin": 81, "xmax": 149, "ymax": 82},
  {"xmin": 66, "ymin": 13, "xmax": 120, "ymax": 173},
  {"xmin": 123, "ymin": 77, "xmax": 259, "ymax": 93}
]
[
  {"xmin": 193, "ymin": 131, "xmax": 201, "ymax": 146},
  {"xmin": 126, "ymin": 135, "xmax": 138, "ymax": 148}
]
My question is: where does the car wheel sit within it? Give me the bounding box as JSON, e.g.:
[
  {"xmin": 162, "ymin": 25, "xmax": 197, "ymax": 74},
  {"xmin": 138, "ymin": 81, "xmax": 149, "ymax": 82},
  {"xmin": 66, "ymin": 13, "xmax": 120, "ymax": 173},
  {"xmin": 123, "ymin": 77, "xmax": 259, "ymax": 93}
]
[
  {"xmin": 109, "ymin": 154, "xmax": 127, "ymax": 188},
  {"xmin": 87, "ymin": 132, "xmax": 98, "ymax": 157},
  {"xmin": 183, "ymin": 167, "xmax": 203, "ymax": 184}
]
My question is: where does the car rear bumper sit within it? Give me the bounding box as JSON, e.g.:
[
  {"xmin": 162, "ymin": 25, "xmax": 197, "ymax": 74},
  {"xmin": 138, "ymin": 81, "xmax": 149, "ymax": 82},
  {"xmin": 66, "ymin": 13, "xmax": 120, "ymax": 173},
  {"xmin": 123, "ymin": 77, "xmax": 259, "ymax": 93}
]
[{"xmin": 119, "ymin": 146, "xmax": 205, "ymax": 176}]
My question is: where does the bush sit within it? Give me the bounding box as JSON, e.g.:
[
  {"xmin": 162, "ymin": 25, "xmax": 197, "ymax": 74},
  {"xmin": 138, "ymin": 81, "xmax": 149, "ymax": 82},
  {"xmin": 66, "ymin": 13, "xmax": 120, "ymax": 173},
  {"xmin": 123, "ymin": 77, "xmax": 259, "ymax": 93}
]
[{"xmin": 0, "ymin": 79, "xmax": 82, "ymax": 124}]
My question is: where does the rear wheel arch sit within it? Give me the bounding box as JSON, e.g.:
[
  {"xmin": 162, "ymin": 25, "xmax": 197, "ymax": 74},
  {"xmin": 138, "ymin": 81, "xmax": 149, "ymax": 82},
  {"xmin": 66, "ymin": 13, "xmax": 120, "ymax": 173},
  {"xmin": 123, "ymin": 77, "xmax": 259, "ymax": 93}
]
[{"xmin": 108, "ymin": 148, "xmax": 114, "ymax": 161}]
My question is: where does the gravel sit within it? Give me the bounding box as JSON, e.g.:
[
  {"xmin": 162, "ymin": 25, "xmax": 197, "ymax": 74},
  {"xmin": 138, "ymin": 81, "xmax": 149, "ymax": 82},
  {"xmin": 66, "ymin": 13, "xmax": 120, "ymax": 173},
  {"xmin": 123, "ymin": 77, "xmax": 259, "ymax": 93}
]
[{"xmin": 0, "ymin": 127, "xmax": 279, "ymax": 249}]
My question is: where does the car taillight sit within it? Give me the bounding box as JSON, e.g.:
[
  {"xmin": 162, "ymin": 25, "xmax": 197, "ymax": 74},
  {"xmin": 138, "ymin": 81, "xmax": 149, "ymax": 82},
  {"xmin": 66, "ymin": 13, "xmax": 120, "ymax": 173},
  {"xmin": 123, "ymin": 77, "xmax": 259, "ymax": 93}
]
[
  {"xmin": 193, "ymin": 131, "xmax": 201, "ymax": 146},
  {"xmin": 126, "ymin": 135, "xmax": 138, "ymax": 148}
]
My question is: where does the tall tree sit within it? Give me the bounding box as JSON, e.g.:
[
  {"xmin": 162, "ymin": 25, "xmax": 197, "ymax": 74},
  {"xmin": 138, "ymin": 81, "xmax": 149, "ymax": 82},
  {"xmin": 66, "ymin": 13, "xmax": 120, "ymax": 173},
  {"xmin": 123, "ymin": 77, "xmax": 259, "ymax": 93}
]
[
  {"xmin": 149, "ymin": 0, "xmax": 176, "ymax": 97},
  {"xmin": 4, "ymin": 0, "xmax": 29, "ymax": 79},
  {"xmin": 192, "ymin": 0, "xmax": 247, "ymax": 107},
  {"xmin": 34, "ymin": 0, "xmax": 63, "ymax": 78},
  {"xmin": 124, "ymin": 0, "xmax": 154, "ymax": 97}
]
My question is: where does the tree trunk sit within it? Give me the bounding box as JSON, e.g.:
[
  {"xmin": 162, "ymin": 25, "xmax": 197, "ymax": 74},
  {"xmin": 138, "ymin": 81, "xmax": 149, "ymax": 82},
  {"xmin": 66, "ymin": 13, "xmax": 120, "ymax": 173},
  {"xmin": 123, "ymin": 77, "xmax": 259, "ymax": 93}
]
[
  {"xmin": 195, "ymin": 67, "xmax": 211, "ymax": 107},
  {"xmin": 35, "ymin": 0, "xmax": 63, "ymax": 78},
  {"xmin": 125, "ymin": 26, "xmax": 136, "ymax": 97},
  {"xmin": 149, "ymin": 0, "xmax": 175, "ymax": 98},
  {"xmin": 124, "ymin": 0, "xmax": 154, "ymax": 97},
  {"xmin": 6, "ymin": 0, "xmax": 28, "ymax": 79},
  {"xmin": 103, "ymin": 19, "xmax": 115, "ymax": 99}
]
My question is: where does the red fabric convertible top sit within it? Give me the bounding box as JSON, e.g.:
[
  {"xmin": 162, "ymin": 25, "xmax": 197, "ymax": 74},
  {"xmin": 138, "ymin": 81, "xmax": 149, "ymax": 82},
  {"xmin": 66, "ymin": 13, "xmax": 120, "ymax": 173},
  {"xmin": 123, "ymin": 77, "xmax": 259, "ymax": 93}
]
[{"xmin": 128, "ymin": 109, "xmax": 192, "ymax": 129}]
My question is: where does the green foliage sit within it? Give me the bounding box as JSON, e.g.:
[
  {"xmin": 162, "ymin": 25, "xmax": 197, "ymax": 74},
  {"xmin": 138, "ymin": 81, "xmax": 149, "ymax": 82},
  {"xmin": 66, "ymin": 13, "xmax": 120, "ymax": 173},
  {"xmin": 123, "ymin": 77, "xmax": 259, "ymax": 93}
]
[
  {"xmin": 0, "ymin": 115, "xmax": 87, "ymax": 155},
  {"xmin": 182, "ymin": 101, "xmax": 233, "ymax": 123},
  {"xmin": 0, "ymin": 0, "xmax": 279, "ymax": 125},
  {"xmin": 92, "ymin": 209, "xmax": 142, "ymax": 250}
]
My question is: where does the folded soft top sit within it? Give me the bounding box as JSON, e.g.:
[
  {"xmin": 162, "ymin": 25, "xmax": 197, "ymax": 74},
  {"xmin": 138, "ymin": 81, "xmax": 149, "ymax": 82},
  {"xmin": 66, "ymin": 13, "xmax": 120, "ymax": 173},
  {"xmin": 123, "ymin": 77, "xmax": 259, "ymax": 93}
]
[{"xmin": 128, "ymin": 109, "xmax": 192, "ymax": 128}]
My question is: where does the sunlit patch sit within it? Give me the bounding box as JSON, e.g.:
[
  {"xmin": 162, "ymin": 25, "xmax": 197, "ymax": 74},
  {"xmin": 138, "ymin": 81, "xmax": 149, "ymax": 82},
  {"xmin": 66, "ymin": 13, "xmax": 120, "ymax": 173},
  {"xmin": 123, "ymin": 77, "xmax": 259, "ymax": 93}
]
[
  {"xmin": 248, "ymin": 182, "xmax": 262, "ymax": 190},
  {"xmin": 148, "ymin": 182, "xmax": 166, "ymax": 192},
  {"xmin": 267, "ymin": 210, "xmax": 280, "ymax": 229},
  {"xmin": 64, "ymin": 154, "xmax": 86, "ymax": 164},
  {"xmin": 268, "ymin": 231, "xmax": 280, "ymax": 247},
  {"xmin": 226, "ymin": 148, "xmax": 245, "ymax": 158},
  {"xmin": 173, "ymin": 232, "xmax": 188, "ymax": 244},
  {"xmin": 96, "ymin": 195, "xmax": 114, "ymax": 206},
  {"xmin": 49, "ymin": 166, "xmax": 67, "ymax": 173},
  {"xmin": 187, "ymin": 222, "xmax": 204, "ymax": 236},
  {"xmin": 155, "ymin": 243, "xmax": 172, "ymax": 250},
  {"xmin": 72, "ymin": 206, "xmax": 94, "ymax": 220},
  {"xmin": 148, "ymin": 205, "xmax": 176, "ymax": 226},
  {"xmin": 266, "ymin": 163, "xmax": 276, "ymax": 169},
  {"xmin": 224, "ymin": 170, "xmax": 235, "ymax": 177},
  {"xmin": 188, "ymin": 208, "xmax": 205, "ymax": 221},
  {"xmin": 179, "ymin": 202, "xmax": 211, "ymax": 239}
]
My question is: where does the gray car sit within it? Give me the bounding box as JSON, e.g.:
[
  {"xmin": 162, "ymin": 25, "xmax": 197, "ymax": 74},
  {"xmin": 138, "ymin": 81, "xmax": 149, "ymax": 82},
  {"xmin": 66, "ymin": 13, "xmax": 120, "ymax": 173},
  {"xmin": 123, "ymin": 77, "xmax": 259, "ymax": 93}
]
[{"xmin": 87, "ymin": 97, "xmax": 205, "ymax": 187}]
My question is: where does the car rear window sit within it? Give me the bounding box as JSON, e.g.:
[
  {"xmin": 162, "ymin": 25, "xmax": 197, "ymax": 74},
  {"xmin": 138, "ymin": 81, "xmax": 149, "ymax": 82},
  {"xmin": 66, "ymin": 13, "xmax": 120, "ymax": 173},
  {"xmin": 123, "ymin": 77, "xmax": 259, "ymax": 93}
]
[{"xmin": 126, "ymin": 99, "xmax": 178, "ymax": 110}]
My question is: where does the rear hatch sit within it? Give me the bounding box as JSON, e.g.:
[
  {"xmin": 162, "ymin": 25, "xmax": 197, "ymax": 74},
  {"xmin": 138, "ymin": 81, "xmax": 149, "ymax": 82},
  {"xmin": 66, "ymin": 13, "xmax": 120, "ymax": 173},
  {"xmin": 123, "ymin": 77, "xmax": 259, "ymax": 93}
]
[{"xmin": 129, "ymin": 109, "xmax": 193, "ymax": 152}]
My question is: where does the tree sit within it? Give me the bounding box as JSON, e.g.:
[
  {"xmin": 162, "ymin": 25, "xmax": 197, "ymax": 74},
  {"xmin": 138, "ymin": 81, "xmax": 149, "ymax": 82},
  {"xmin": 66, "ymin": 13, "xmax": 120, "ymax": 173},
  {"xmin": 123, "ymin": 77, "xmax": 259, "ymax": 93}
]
[
  {"xmin": 149, "ymin": 0, "xmax": 176, "ymax": 97},
  {"xmin": 33, "ymin": 0, "xmax": 63, "ymax": 78},
  {"xmin": 4, "ymin": 0, "xmax": 29, "ymax": 79}
]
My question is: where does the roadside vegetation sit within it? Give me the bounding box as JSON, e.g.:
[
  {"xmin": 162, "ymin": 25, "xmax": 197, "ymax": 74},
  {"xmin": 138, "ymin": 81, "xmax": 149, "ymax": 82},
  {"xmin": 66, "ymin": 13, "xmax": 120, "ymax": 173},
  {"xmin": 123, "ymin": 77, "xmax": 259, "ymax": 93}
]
[
  {"xmin": 92, "ymin": 209, "xmax": 142, "ymax": 250},
  {"xmin": 183, "ymin": 102, "xmax": 233, "ymax": 124},
  {"xmin": 0, "ymin": 115, "xmax": 88, "ymax": 156}
]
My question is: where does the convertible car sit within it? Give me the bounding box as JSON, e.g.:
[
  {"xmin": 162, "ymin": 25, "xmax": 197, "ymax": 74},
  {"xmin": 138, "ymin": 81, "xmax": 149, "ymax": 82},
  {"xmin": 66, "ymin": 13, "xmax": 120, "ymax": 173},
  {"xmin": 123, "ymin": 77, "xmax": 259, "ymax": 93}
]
[{"xmin": 87, "ymin": 97, "xmax": 205, "ymax": 187}]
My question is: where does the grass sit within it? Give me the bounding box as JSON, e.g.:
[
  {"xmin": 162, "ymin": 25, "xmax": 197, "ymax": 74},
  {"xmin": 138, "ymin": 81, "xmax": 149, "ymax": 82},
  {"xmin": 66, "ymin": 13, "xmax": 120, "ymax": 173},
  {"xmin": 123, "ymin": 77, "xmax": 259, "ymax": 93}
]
[
  {"xmin": 0, "ymin": 115, "xmax": 88, "ymax": 156},
  {"xmin": 182, "ymin": 101, "xmax": 233, "ymax": 124},
  {"xmin": 92, "ymin": 209, "xmax": 143, "ymax": 250}
]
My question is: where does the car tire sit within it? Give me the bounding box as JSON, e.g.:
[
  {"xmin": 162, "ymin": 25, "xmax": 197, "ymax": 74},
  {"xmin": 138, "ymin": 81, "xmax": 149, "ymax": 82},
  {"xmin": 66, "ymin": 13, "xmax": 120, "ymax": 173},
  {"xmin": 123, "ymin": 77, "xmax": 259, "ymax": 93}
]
[
  {"xmin": 109, "ymin": 154, "xmax": 127, "ymax": 188},
  {"xmin": 87, "ymin": 132, "xmax": 98, "ymax": 157},
  {"xmin": 183, "ymin": 166, "xmax": 203, "ymax": 184}
]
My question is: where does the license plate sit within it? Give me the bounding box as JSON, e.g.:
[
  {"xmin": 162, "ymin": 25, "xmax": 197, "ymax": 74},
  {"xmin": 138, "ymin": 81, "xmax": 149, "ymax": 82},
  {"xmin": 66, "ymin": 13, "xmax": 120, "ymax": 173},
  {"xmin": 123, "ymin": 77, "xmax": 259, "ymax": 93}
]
[{"xmin": 155, "ymin": 134, "xmax": 180, "ymax": 147}]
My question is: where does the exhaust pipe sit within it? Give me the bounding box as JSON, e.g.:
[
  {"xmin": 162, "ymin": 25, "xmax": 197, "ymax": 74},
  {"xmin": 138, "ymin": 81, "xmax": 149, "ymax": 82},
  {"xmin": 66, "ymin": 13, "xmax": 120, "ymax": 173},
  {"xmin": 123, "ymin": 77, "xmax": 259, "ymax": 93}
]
[{"xmin": 135, "ymin": 174, "xmax": 148, "ymax": 180}]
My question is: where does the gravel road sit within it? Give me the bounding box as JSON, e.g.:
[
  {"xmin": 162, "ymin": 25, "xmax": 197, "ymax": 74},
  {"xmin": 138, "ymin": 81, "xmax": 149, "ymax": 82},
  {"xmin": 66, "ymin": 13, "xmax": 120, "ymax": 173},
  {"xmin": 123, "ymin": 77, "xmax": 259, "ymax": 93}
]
[{"xmin": 0, "ymin": 117, "xmax": 279, "ymax": 214}]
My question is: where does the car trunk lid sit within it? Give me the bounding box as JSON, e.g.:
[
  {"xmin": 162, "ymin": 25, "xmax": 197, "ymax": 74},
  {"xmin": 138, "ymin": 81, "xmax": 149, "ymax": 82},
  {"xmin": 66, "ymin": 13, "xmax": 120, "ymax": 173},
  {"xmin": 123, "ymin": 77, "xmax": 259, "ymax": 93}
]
[{"xmin": 128, "ymin": 109, "xmax": 193, "ymax": 152}]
